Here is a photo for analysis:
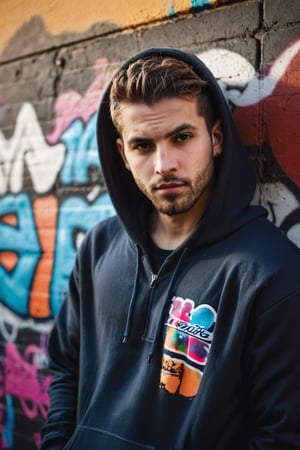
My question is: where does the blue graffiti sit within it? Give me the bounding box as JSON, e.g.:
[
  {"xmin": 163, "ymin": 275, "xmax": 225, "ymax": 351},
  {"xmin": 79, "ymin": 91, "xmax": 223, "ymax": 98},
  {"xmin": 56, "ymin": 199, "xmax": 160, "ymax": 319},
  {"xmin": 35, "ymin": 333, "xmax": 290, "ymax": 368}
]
[
  {"xmin": 0, "ymin": 194, "xmax": 40, "ymax": 316},
  {"xmin": 50, "ymin": 192, "xmax": 115, "ymax": 315},
  {"xmin": 190, "ymin": 0, "xmax": 210, "ymax": 10},
  {"xmin": 168, "ymin": 4, "xmax": 176, "ymax": 17},
  {"xmin": 0, "ymin": 109, "xmax": 115, "ymax": 319},
  {"xmin": 168, "ymin": 0, "xmax": 210, "ymax": 16},
  {"xmin": 3, "ymin": 394, "xmax": 14, "ymax": 448},
  {"xmin": 60, "ymin": 113, "xmax": 100, "ymax": 184},
  {"xmin": 0, "ymin": 191, "xmax": 115, "ymax": 319}
]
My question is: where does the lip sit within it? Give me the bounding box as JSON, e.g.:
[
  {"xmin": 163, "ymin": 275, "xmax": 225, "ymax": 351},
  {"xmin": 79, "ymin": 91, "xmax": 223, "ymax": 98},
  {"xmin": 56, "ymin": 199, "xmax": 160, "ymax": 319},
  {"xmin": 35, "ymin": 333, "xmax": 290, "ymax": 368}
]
[{"xmin": 155, "ymin": 182, "xmax": 186, "ymax": 192}]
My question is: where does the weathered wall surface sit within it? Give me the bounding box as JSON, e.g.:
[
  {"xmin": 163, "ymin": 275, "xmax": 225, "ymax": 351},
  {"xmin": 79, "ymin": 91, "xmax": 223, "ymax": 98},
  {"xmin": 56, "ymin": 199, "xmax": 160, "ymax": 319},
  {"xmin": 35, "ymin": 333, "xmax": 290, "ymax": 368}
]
[{"xmin": 0, "ymin": 0, "xmax": 299, "ymax": 448}]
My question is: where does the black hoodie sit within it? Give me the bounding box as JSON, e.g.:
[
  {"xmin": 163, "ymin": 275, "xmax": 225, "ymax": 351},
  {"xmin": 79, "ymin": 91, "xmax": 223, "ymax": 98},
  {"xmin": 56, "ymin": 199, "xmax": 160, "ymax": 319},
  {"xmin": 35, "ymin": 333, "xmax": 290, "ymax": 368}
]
[{"xmin": 41, "ymin": 48, "xmax": 300, "ymax": 450}]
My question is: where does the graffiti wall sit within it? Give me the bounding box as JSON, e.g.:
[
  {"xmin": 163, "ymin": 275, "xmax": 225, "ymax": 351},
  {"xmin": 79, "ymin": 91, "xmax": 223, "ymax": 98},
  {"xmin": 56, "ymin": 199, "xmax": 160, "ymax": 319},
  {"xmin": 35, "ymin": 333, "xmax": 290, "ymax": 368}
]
[
  {"xmin": 0, "ymin": 1, "xmax": 299, "ymax": 448},
  {"xmin": 0, "ymin": 58, "xmax": 118, "ymax": 448}
]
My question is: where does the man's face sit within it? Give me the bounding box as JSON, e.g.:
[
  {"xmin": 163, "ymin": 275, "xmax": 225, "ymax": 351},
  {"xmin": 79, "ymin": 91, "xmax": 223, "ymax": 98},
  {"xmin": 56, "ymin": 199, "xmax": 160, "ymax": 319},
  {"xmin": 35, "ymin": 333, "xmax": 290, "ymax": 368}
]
[{"xmin": 117, "ymin": 96, "xmax": 223, "ymax": 218}]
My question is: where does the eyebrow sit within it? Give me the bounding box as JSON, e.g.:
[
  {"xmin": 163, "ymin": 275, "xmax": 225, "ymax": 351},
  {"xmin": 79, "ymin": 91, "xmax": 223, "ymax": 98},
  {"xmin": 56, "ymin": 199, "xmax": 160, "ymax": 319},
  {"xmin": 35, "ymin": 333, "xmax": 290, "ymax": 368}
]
[
  {"xmin": 127, "ymin": 123, "xmax": 196, "ymax": 145},
  {"xmin": 165, "ymin": 123, "xmax": 196, "ymax": 138}
]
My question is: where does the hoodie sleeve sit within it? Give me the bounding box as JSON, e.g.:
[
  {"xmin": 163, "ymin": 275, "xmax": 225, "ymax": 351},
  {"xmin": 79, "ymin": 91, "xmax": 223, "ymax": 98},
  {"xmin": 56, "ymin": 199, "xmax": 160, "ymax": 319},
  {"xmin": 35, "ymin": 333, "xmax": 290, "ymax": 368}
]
[
  {"xmin": 40, "ymin": 258, "xmax": 81, "ymax": 449},
  {"xmin": 245, "ymin": 288, "xmax": 300, "ymax": 449}
]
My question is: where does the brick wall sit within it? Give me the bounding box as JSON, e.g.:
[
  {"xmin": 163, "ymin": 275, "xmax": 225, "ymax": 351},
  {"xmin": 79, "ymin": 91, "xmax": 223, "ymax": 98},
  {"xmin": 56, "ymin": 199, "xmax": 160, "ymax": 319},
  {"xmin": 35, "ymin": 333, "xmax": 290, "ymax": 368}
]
[{"xmin": 0, "ymin": 0, "xmax": 299, "ymax": 448}]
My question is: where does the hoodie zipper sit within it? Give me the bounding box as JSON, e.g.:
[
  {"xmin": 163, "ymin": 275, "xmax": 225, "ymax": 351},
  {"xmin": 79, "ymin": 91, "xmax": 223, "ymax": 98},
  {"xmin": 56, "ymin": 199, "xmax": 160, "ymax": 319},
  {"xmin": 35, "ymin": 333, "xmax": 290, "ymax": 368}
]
[
  {"xmin": 150, "ymin": 273, "xmax": 157, "ymax": 287},
  {"xmin": 146, "ymin": 248, "xmax": 189, "ymax": 363},
  {"xmin": 142, "ymin": 248, "xmax": 187, "ymax": 344},
  {"xmin": 122, "ymin": 245, "xmax": 188, "ymax": 363}
]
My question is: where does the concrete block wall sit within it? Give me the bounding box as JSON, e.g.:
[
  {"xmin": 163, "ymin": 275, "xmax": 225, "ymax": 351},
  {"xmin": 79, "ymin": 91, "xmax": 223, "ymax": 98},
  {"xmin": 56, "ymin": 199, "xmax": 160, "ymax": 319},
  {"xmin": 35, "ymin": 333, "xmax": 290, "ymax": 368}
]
[{"xmin": 0, "ymin": 0, "xmax": 299, "ymax": 448}]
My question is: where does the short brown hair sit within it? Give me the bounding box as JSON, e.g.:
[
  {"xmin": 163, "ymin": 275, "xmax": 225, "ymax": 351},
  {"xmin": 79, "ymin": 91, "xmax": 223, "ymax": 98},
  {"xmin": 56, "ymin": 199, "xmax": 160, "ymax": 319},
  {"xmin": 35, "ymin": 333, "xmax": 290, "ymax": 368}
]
[{"xmin": 109, "ymin": 55, "xmax": 216, "ymax": 132}]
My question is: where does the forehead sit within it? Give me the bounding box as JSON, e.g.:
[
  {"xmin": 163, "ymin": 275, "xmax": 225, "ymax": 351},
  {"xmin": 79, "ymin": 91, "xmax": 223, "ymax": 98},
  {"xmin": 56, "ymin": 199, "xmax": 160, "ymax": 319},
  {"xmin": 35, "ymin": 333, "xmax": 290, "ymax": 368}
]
[{"xmin": 118, "ymin": 96, "xmax": 202, "ymax": 138}]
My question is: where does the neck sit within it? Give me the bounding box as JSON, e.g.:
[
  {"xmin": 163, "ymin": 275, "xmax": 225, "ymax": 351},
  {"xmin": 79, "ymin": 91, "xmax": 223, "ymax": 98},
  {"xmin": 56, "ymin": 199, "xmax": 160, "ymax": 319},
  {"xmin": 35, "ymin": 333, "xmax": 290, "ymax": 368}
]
[{"xmin": 149, "ymin": 210, "xmax": 199, "ymax": 250}]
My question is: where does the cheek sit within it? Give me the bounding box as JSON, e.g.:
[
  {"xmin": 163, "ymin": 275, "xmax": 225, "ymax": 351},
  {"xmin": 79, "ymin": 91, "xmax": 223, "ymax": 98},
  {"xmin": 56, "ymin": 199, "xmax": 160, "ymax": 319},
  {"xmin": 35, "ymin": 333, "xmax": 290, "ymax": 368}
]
[
  {"xmin": 128, "ymin": 156, "xmax": 153, "ymax": 177},
  {"xmin": 187, "ymin": 147, "xmax": 213, "ymax": 169},
  {"xmin": 131, "ymin": 165, "xmax": 149, "ymax": 184}
]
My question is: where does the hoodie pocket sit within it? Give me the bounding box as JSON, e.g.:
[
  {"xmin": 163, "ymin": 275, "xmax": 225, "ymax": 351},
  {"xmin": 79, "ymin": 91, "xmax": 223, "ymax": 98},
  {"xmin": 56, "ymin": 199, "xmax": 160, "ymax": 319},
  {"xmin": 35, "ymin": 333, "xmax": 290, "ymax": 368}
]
[{"xmin": 63, "ymin": 425, "xmax": 155, "ymax": 449}]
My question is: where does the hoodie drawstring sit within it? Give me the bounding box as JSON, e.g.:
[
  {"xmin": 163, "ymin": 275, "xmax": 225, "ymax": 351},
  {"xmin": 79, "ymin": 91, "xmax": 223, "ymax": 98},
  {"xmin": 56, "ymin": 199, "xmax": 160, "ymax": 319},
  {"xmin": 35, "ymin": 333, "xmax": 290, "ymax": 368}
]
[{"xmin": 147, "ymin": 247, "xmax": 188, "ymax": 364}]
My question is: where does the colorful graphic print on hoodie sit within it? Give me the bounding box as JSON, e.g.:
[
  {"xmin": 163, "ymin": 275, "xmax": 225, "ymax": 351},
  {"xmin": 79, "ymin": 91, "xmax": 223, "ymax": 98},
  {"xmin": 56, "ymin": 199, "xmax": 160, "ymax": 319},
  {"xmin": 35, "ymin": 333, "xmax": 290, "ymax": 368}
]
[{"xmin": 161, "ymin": 297, "xmax": 217, "ymax": 397}]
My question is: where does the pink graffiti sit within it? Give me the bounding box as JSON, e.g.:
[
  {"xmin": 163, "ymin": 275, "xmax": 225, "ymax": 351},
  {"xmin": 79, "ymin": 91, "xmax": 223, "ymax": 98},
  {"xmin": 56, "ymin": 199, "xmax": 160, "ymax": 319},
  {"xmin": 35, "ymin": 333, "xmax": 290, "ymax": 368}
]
[
  {"xmin": 33, "ymin": 432, "xmax": 41, "ymax": 447},
  {"xmin": 234, "ymin": 36, "xmax": 300, "ymax": 187},
  {"xmin": 3, "ymin": 342, "xmax": 52, "ymax": 419},
  {"xmin": 47, "ymin": 57, "xmax": 119, "ymax": 144}
]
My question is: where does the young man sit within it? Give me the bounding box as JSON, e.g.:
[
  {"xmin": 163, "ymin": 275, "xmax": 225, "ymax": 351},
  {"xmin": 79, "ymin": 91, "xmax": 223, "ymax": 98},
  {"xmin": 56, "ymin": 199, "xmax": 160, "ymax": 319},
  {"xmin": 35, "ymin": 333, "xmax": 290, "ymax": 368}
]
[{"xmin": 40, "ymin": 48, "xmax": 300, "ymax": 449}]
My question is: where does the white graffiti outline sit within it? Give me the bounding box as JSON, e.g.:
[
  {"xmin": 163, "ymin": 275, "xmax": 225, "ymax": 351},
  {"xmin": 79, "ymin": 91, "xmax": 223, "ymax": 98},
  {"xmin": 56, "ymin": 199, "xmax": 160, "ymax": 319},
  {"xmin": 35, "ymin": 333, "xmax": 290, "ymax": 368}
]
[
  {"xmin": 0, "ymin": 303, "xmax": 53, "ymax": 342},
  {"xmin": 0, "ymin": 103, "xmax": 65, "ymax": 195},
  {"xmin": 198, "ymin": 38, "xmax": 300, "ymax": 107}
]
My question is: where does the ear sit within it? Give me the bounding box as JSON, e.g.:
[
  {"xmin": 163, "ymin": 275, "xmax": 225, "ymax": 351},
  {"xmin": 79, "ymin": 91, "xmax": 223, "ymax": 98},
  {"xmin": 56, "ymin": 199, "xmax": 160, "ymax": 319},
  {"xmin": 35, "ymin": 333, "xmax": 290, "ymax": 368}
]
[
  {"xmin": 117, "ymin": 138, "xmax": 131, "ymax": 171},
  {"xmin": 211, "ymin": 120, "xmax": 223, "ymax": 157}
]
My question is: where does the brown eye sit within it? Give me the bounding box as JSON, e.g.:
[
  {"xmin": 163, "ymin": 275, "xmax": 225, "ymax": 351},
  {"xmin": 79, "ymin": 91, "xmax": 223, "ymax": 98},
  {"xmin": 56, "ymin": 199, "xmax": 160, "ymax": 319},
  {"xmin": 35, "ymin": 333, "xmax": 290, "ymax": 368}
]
[
  {"xmin": 175, "ymin": 133, "xmax": 192, "ymax": 143},
  {"xmin": 134, "ymin": 142, "xmax": 154, "ymax": 151}
]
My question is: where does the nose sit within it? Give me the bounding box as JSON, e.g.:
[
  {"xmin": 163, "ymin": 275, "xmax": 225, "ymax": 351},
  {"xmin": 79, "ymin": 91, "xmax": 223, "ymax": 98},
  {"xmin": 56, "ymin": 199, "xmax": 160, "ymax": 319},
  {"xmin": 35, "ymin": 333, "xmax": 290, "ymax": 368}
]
[{"xmin": 154, "ymin": 143, "xmax": 177, "ymax": 175}]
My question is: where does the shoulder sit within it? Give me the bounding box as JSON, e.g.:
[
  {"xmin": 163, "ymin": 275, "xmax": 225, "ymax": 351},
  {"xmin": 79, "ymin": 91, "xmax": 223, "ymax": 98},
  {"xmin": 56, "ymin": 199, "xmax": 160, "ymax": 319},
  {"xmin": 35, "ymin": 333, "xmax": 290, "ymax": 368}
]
[
  {"xmin": 231, "ymin": 216, "xmax": 299, "ymax": 267},
  {"xmin": 236, "ymin": 218, "xmax": 300, "ymax": 314},
  {"xmin": 89, "ymin": 215, "xmax": 124, "ymax": 239},
  {"xmin": 209, "ymin": 217, "xmax": 300, "ymax": 312},
  {"xmin": 78, "ymin": 215, "xmax": 128, "ymax": 257}
]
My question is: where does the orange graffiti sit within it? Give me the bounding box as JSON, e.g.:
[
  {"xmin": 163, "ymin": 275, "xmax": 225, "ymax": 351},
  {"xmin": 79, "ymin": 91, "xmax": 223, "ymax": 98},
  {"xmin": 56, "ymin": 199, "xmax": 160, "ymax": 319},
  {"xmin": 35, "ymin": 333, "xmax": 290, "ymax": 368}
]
[
  {"xmin": 1, "ymin": 213, "xmax": 18, "ymax": 225},
  {"xmin": 0, "ymin": 214, "xmax": 19, "ymax": 271},
  {"xmin": 0, "ymin": 252, "xmax": 18, "ymax": 271},
  {"xmin": 29, "ymin": 195, "xmax": 58, "ymax": 318}
]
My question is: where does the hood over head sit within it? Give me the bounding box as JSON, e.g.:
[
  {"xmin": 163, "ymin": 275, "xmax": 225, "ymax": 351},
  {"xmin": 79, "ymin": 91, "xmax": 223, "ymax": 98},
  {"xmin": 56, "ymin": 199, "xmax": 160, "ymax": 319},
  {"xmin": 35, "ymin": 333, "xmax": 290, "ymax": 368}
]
[{"xmin": 97, "ymin": 48, "xmax": 265, "ymax": 249}]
